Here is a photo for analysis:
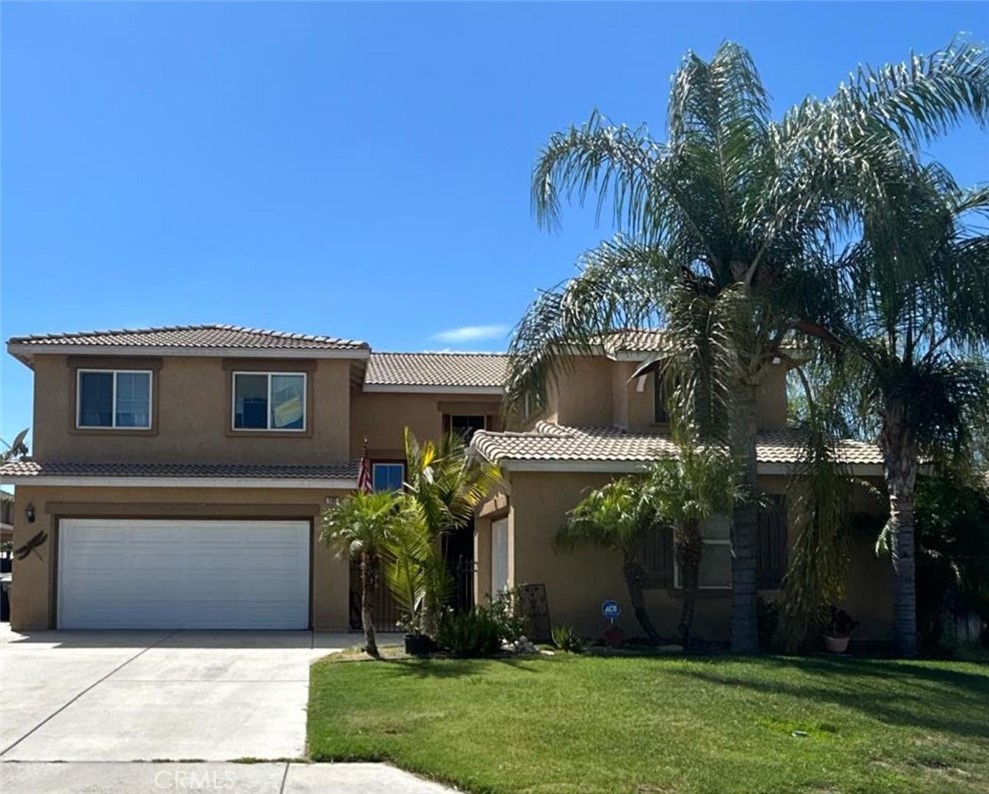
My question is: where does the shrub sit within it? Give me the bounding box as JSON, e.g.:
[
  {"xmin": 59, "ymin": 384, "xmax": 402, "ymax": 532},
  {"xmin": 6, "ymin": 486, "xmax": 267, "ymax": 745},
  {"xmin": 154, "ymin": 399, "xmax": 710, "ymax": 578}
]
[
  {"xmin": 551, "ymin": 624, "xmax": 584, "ymax": 653},
  {"xmin": 488, "ymin": 588, "xmax": 528, "ymax": 643},
  {"xmin": 436, "ymin": 607, "xmax": 503, "ymax": 657}
]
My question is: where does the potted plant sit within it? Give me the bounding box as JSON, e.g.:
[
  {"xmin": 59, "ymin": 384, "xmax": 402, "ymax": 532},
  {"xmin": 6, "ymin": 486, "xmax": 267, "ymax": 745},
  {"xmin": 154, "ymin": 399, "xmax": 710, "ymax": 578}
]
[
  {"xmin": 603, "ymin": 623, "xmax": 625, "ymax": 649},
  {"xmin": 399, "ymin": 615, "xmax": 436, "ymax": 656},
  {"xmin": 383, "ymin": 509, "xmax": 449, "ymax": 657},
  {"xmin": 824, "ymin": 607, "xmax": 859, "ymax": 653}
]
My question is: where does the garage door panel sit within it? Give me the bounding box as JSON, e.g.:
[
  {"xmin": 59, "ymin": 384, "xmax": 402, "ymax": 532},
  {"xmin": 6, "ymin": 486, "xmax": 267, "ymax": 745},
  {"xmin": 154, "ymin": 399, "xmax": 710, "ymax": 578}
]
[{"xmin": 58, "ymin": 519, "xmax": 310, "ymax": 630}]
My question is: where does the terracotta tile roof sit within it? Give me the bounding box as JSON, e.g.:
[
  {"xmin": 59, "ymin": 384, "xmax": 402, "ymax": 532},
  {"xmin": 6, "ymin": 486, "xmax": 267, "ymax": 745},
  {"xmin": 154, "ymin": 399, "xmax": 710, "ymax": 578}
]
[
  {"xmin": 0, "ymin": 459, "xmax": 359, "ymax": 480},
  {"xmin": 471, "ymin": 422, "xmax": 883, "ymax": 470},
  {"xmin": 7, "ymin": 324, "xmax": 368, "ymax": 352},
  {"xmin": 593, "ymin": 329, "xmax": 666, "ymax": 355},
  {"xmin": 365, "ymin": 352, "xmax": 509, "ymax": 389}
]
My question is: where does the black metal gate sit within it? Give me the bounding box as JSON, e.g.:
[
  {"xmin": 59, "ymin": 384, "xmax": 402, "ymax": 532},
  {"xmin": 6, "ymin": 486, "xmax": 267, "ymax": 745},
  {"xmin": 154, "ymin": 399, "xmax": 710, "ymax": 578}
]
[
  {"xmin": 348, "ymin": 523, "xmax": 477, "ymax": 630},
  {"xmin": 348, "ymin": 559, "xmax": 401, "ymax": 631}
]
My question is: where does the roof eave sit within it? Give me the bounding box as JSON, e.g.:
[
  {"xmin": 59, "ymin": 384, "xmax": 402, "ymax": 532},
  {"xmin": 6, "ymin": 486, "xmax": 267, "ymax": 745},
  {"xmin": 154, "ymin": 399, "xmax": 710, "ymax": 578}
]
[
  {"xmin": 6, "ymin": 343, "xmax": 371, "ymax": 361},
  {"xmin": 0, "ymin": 474, "xmax": 359, "ymax": 489},
  {"xmin": 486, "ymin": 458, "xmax": 885, "ymax": 477},
  {"xmin": 362, "ymin": 384, "xmax": 506, "ymax": 395}
]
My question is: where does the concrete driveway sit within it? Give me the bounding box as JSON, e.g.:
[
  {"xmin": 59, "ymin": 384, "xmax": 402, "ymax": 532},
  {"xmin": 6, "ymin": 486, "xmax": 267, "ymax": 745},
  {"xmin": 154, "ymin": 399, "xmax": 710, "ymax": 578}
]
[
  {"xmin": 0, "ymin": 626, "xmax": 453, "ymax": 792},
  {"xmin": 0, "ymin": 625, "xmax": 351, "ymax": 761}
]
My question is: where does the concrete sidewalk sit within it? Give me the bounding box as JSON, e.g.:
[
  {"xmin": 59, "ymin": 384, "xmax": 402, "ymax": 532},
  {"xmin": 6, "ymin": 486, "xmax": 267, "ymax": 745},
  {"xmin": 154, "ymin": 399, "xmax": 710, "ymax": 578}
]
[{"xmin": 0, "ymin": 761, "xmax": 456, "ymax": 793}]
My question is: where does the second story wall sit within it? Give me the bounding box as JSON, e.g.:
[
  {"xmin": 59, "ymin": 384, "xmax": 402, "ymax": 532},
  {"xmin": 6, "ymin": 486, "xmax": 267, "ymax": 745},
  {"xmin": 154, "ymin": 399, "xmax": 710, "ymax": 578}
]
[
  {"xmin": 544, "ymin": 358, "xmax": 615, "ymax": 427},
  {"xmin": 351, "ymin": 391, "xmax": 502, "ymax": 460},
  {"xmin": 32, "ymin": 354, "xmax": 352, "ymax": 464},
  {"xmin": 543, "ymin": 355, "xmax": 790, "ymax": 432}
]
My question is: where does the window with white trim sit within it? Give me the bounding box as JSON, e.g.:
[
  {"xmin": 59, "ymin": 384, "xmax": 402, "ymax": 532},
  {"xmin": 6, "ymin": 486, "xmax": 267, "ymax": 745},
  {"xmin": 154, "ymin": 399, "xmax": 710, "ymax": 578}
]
[
  {"xmin": 77, "ymin": 370, "xmax": 152, "ymax": 429},
  {"xmin": 675, "ymin": 513, "xmax": 732, "ymax": 589},
  {"xmin": 232, "ymin": 372, "xmax": 306, "ymax": 430},
  {"xmin": 372, "ymin": 463, "xmax": 404, "ymax": 492}
]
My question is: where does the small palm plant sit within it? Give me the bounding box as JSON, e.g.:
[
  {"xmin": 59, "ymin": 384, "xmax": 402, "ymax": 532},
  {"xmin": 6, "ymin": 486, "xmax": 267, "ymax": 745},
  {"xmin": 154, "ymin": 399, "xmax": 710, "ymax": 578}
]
[
  {"xmin": 383, "ymin": 499, "xmax": 452, "ymax": 641},
  {"xmin": 645, "ymin": 442, "xmax": 743, "ymax": 647},
  {"xmin": 558, "ymin": 476, "xmax": 662, "ymax": 642},
  {"xmin": 321, "ymin": 491, "xmax": 407, "ymax": 658},
  {"xmin": 402, "ymin": 427, "xmax": 500, "ymax": 634}
]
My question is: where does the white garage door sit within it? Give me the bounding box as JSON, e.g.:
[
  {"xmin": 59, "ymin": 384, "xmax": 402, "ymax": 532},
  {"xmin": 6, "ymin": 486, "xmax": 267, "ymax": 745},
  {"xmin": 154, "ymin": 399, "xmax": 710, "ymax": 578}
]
[{"xmin": 58, "ymin": 519, "xmax": 310, "ymax": 629}]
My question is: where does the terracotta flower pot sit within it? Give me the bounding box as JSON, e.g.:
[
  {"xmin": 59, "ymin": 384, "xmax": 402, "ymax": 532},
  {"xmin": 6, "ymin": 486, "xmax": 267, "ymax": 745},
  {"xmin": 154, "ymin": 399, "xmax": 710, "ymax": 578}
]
[
  {"xmin": 825, "ymin": 635, "xmax": 850, "ymax": 654},
  {"xmin": 603, "ymin": 628, "xmax": 624, "ymax": 648}
]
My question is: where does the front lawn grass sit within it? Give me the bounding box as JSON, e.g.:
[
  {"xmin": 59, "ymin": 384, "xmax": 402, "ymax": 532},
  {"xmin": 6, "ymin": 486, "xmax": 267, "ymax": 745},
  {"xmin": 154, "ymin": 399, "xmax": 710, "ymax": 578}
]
[{"xmin": 308, "ymin": 652, "xmax": 989, "ymax": 794}]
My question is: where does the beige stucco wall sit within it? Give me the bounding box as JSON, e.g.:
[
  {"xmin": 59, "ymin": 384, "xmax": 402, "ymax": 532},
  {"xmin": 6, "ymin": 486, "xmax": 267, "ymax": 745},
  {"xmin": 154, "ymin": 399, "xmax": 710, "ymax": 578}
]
[
  {"xmin": 8, "ymin": 484, "xmax": 351, "ymax": 632},
  {"xmin": 350, "ymin": 391, "xmax": 501, "ymax": 459},
  {"xmin": 501, "ymin": 470, "xmax": 892, "ymax": 642},
  {"xmin": 31, "ymin": 354, "xmax": 353, "ymax": 464},
  {"xmin": 543, "ymin": 356, "xmax": 790, "ymax": 432},
  {"xmin": 545, "ymin": 358, "xmax": 614, "ymax": 427}
]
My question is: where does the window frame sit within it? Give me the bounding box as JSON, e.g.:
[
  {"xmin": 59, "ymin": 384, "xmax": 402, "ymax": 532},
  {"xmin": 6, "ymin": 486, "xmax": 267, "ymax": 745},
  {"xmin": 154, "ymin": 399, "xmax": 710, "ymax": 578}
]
[
  {"xmin": 76, "ymin": 369, "xmax": 153, "ymax": 430},
  {"xmin": 446, "ymin": 414, "xmax": 487, "ymax": 443},
  {"xmin": 372, "ymin": 462, "xmax": 405, "ymax": 493},
  {"xmin": 231, "ymin": 371, "xmax": 308, "ymax": 432},
  {"xmin": 673, "ymin": 514, "xmax": 732, "ymax": 591},
  {"xmin": 653, "ymin": 371, "xmax": 669, "ymax": 425}
]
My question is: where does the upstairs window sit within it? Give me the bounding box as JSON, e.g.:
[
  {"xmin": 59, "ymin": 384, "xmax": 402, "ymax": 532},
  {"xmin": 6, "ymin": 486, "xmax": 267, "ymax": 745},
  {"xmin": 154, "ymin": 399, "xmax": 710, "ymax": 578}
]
[
  {"xmin": 447, "ymin": 415, "xmax": 486, "ymax": 443},
  {"xmin": 233, "ymin": 372, "xmax": 306, "ymax": 431},
  {"xmin": 373, "ymin": 463, "xmax": 405, "ymax": 492},
  {"xmin": 653, "ymin": 372, "xmax": 669, "ymax": 424},
  {"xmin": 77, "ymin": 370, "xmax": 152, "ymax": 429}
]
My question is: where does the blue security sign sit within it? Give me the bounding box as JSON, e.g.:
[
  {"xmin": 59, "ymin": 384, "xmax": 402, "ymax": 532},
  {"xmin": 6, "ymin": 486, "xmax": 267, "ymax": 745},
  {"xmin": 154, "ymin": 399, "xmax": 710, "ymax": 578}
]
[{"xmin": 601, "ymin": 600, "xmax": 622, "ymax": 620}]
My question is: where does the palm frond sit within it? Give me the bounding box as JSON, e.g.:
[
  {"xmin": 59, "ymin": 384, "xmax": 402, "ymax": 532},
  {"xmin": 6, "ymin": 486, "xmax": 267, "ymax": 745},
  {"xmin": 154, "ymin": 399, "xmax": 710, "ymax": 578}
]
[{"xmin": 505, "ymin": 237, "xmax": 670, "ymax": 422}]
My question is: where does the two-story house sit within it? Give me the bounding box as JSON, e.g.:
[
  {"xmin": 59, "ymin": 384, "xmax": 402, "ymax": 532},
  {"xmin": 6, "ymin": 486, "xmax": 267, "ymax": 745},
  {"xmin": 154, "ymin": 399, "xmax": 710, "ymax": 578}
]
[
  {"xmin": 2, "ymin": 324, "xmax": 892, "ymax": 643},
  {"xmin": 1, "ymin": 325, "xmax": 507, "ymax": 632}
]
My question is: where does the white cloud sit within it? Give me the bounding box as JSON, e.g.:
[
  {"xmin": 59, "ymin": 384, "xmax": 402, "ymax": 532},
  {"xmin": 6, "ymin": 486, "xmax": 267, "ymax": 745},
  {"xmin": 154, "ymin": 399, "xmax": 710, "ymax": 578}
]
[{"xmin": 431, "ymin": 324, "xmax": 510, "ymax": 344}]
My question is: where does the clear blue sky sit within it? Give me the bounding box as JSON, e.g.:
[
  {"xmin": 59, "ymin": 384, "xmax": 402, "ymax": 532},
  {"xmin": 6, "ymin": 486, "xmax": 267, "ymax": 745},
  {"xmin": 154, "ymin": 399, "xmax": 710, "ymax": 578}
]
[{"xmin": 2, "ymin": 2, "xmax": 986, "ymax": 448}]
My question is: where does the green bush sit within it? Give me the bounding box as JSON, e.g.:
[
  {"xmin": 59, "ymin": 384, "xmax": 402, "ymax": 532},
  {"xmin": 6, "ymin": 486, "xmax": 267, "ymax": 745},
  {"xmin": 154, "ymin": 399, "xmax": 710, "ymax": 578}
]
[
  {"xmin": 488, "ymin": 588, "xmax": 528, "ymax": 643},
  {"xmin": 551, "ymin": 624, "xmax": 584, "ymax": 653},
  {"xmin": 436, "ymin": 607, "xmax": 503, "ymax": 657}
]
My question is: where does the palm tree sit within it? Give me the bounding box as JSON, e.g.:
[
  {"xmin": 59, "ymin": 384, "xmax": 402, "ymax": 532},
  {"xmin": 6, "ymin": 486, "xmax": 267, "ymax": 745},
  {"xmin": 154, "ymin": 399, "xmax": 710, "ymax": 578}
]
[
  {"xmin": 507, "ymin": 40, "xmax": 989, "ymax": 652},
  {"xmin": 558, "ymin": 476, "xmax": 663, "ymax": 642},
  {"xmin": 807, "ymin": 165, "xmax": 989, "ymax": 656},
  {"xmin": 321, "ymin": 490, "xmax": 408, "ymax": 657},
  {"xmin": 402, "ymin": 427, "xmax": 501, "ymax": 633},
  {"xmin": 646, "ymin": 443, "xmax": 744, "ymax": 647},
  {"xmin": 0, "ymin": 429, "xmax": 29, "ymax": 464}
]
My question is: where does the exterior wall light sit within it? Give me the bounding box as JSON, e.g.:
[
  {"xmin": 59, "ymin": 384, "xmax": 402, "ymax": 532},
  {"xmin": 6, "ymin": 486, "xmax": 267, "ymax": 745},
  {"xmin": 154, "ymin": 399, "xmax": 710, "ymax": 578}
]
[{"xmin": 25, "ymin": 503, "xmax": 36, "ymax": 523}]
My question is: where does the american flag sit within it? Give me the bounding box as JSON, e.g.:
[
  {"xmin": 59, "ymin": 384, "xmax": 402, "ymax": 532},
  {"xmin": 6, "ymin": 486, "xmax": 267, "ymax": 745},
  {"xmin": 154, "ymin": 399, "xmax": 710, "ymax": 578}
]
[{"xmin": 357, "ymin": 438, "xmax": 373, "ymax": 494}]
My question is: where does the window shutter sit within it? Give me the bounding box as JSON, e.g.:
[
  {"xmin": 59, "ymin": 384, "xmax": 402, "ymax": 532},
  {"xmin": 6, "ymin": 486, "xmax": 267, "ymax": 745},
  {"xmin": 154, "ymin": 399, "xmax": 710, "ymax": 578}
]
[
  {"xmin": 640, "ymin": 524, "xmax": 674, "ymax": 588},
  {"xmin": 757, "ymin": 496, "xmax": 788, "ymax": 589}
]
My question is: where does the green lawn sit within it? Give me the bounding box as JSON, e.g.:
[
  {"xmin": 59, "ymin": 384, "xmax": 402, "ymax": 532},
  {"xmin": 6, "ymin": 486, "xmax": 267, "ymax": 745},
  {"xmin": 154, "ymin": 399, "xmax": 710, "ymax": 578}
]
[{"xmin": 308, "ymin": 652, "xmax": 989, "ymax": 794}]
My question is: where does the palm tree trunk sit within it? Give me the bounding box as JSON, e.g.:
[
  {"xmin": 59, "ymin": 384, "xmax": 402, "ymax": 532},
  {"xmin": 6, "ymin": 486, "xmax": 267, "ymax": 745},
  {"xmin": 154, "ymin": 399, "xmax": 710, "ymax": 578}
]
[
  {"xmin": 881, "ymin": 409, "xmax": 919, "ymax": 658},
  {"xmin": 676, "ymin": 518, "xmax": 702, "ymax": 649},
  {"xmin": 730, "ymin": 382, "xmax": 760, "ymax": 653},
  {"xmin": 623, "ymin": 556, "xmax": 660, "ymax": 643},
  {"xmin": 360, "ymin": 554, "xmax": 380, "ymax": 658}
]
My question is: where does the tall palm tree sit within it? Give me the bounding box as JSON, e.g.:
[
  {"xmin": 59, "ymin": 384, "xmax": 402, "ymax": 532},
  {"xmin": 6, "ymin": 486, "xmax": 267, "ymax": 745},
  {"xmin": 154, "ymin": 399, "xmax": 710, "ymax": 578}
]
[
  {"xmin": 646, "ymin": 443, "xmax": 744, "ymax": 647},
  {"xmin": 321, "ymin": 490, "xmax": 408, "ymax": 657},
  {"xmin": 507, "ymin": 40, "xmax": 989, "ymax": 652},
  {"xmin": 808, "ymin": 165, "xmax": 989, "ymax": 656},
  {"xmin": 402, "ymin": 427, "xmax": 501, "ymax": 633},
  {"xmin": 558, "ymin": 476, "xmax": 663, "ymax": 642}
]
